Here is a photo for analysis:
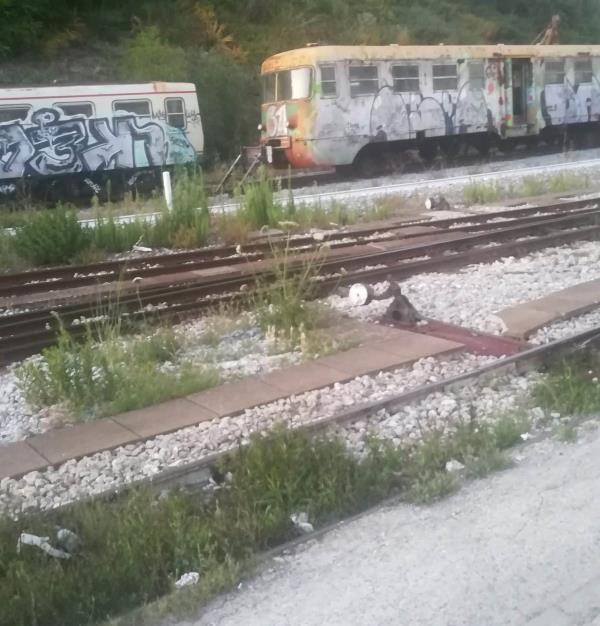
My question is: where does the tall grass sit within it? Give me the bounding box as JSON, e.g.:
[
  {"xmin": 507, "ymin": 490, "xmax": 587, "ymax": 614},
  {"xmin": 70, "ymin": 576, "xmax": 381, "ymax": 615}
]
[
  {"xmin": 0, "ymin": 414, "xmax": 527, "ymax": 626},
  {"xmin": 14, "ymin": 205, "xmax": 91, "ymax": 266},
  {"xmin": 252, "ymin": 234, "xmax": 324, "ymax": 343},
  {"xmin": 533, "ymin": 353, "xmax": 600, "ymax": 417},
  {"xmin": 1, "ymin": 170, "xmax": 211, "ymax": 271},
  {"xmin": 92, "ymin": 168, "xmax": 210, "ymax": 251},
  {"xmin": 463, "ymin": 180, "xmax": 502, "ymax": 205},
  {"xmin": 16, "ymin": 320, "xmax": 219, "ymax": 420},
  {"xmin": 236, "ymin": 170, "xmax": 285, "ymax": 229}
]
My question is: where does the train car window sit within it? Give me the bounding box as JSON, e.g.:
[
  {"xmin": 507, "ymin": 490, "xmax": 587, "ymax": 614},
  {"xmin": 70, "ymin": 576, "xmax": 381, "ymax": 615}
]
[
  {"xmin": 279, "ymin": 68, "xmax": 312, "ymax": 100},
  {"xmin": 349, "ymin": 65, "xmax": 379, "ymax": 97},
  {"xmin": 113, "ymin": 100, "xmax": 152, "ymax": 117},
  {"xmin": 262, "ymin": 69, "xmax": 312, "ymax": 102},
  {"xmin": 391, "ymin": 65, "xmax": 420, "ymax": 93},
  {"xmin": 575, "ymin": 58, "xmax": 593, "ymax": 84},
  {"xmin": 468, "ymin": 62, "xmax": 485, "ymax": 89},
  {"xmin": 433, "ymin": 64, "xmax": 458, "ymax": 91},
  {"xmin": 0, "ymin": 105, "xmax": 30, "ymax": 123},
  {"xmin": 544, "ymin": 60, "xmax": 565, "ymax": 85},
  {"xmin": 320, "ymin": 65, "xmax": 337, "ymax": 97},
  {"xmin": 54, "ymin": 102, "xmax": 94, "ymax": 117},
  {"xmin": 263, "ymin": 73, "xmax": 277, "ymax": 103},
  {"xmin": 165, "ymin": 98, "xmax": 186, "ymax": 128}
]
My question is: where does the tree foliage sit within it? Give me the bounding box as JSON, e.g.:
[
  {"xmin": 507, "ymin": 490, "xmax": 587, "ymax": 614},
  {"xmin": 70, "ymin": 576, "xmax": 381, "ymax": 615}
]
[{"xmin": 1, "ymin": 0, "xmax": 599, "ymax": 159}]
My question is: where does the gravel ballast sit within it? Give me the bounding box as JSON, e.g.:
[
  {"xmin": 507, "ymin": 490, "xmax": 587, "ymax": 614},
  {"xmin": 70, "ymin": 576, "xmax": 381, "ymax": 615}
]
[{"xmin": 0, "ymin": 353, "xmax": 513, "ymax": 517}]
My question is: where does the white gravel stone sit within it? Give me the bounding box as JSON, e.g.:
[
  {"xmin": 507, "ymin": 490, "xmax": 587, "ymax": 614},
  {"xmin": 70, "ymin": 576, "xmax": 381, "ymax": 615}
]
[
  {"xmin": 331, "ymin": 372, "xmax": 543, "ymax": 458},
  {"xmin": 529, "ymin": 307, "xmax": 600, "ymax": 345},
  {"xmin": 0, "ymin": 367, "xmax": 48, "ymax": 444}
]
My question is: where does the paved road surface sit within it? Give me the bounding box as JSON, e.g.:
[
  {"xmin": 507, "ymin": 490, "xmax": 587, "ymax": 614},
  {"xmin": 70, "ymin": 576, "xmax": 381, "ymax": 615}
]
[{"xmin": 174, "ymin": 425, "xmax": 600, "ymax": 626}]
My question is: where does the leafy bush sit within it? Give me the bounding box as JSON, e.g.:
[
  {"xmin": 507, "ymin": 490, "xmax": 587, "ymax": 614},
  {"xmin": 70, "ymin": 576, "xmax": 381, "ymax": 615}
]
[
  {"xmin": 13, "ymin": 206, "xmax": 91, "ymax": 266},
  {"xmin": 118, "ymin": 26, "xmax": 188, "ymax": 82}
]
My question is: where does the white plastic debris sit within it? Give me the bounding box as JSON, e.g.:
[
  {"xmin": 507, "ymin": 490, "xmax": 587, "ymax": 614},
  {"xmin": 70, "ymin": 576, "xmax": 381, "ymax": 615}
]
[
  {"xmin": 520, "ymin": 432, "xmax": 532, "ymax": 441},
  {"xmin": 290, "ymin": 512, "xmax": 314, "ymax": 534},
  {"xmin": 174, "ymin": 572, "xmax": 200, "ymax": 589},
  {"xmin": 445, "ymin": 459, "xmax": 466, "ymax": 473},
  {"xmin": 56, "ymin": 528, "xmax": 82, "ymax": 554},
  {"xmin": 132, "ymin": 245, "xmax": 153, "ymax": 253},
  {"xmin": 348, "ymin": 283, "xmax": 374, "ymax": 307},
  {"xmin": 17, "ymin": 533, "xmax": 72, "ymax": 559}
]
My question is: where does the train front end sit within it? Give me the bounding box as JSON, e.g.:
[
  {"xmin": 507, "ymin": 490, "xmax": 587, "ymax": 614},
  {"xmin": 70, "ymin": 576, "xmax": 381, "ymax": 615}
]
[{"xmin": 259, "ymin": 52, "xmax": 320, "ymax": 169}]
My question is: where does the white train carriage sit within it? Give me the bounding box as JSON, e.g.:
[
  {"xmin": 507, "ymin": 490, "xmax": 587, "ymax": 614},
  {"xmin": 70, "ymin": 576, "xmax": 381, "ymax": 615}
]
[
  {"xmin": 259, "ymin": 45, "xmax": 600, "ymax": 173},
  {"xmin": 0, "ymin": 82, "xmax": 203, "ymax": 197}
]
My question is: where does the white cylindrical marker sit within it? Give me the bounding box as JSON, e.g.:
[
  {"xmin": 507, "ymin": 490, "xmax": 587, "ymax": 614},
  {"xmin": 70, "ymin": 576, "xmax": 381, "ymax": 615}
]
[{"xmin": 162, "ymin": 170, "xmax": 173, "ymax": 211}]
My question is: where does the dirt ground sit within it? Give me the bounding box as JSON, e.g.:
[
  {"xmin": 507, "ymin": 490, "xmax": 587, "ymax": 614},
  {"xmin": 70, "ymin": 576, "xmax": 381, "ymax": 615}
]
[{"xmin": 172, "ymin": 422, "xmax": 600, "ymax": 626}]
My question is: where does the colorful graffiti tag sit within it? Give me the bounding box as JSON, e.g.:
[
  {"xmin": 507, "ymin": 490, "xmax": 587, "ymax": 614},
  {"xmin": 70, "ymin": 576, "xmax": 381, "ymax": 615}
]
[{"xmin": 0, "ymin": 107, "xmax": 197, "ymax": 181}]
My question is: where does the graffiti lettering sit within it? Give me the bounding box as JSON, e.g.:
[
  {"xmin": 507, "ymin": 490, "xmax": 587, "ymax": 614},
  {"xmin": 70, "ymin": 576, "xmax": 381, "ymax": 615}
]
[{"xmin": 0, "ymin": 107, "xmax": 196, "ymax": 181}]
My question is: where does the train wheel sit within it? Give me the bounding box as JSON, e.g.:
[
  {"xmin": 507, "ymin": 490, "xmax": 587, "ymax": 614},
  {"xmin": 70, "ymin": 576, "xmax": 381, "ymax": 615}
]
[
  {"xmin": 470, "ymin": 135, "xmax": 493, "ymax": 157},
  {"xmin": 418, "ymin": 142, "xmax": 438, "ymax": 164},
  {"xmin": 440, "ymin": 139, "xmax": 461, "ymax": 160},
  {"xmin": 355, "ymin": 151, "xmax": 383, "ymax": 178}
]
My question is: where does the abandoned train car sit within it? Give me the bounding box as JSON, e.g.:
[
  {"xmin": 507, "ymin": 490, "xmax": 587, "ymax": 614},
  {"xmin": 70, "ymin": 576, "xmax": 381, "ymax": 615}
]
[
  {"xmin": 259, "ymin": 45, "xmax": 600, "ymax": 173},
  {"xmin": 0, "ymin": 82, "xmax": 203, "ymax": 198}
]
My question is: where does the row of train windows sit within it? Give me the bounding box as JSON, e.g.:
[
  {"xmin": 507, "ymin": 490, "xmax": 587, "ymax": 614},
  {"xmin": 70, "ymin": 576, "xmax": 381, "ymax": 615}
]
[
  {"xmin": 320, "ymin": 58, "xmax": 595, "ymax": 97},
  {"xmin": 545, "ymin": 59, "xmax": 593, "ymax": 85},
  {"xmin": 0, "ymin": 97, "xmax": 187, "ymax": 126},
  {"xmin": 324, "ymin": 63, "xmax": 474, "ymax": 97}
]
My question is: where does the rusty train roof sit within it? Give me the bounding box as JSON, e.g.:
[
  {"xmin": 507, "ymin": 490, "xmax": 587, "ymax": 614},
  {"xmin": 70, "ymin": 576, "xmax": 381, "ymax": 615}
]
[{"xmin": 261, "ymin": 45, "xmax": 600, "ymax": 73}]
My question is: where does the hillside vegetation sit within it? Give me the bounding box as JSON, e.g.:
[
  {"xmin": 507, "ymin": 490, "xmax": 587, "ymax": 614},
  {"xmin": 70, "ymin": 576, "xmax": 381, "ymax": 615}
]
[{"xmin": 1, "ymin": 0, "xmax": 599, "ymax": 162}]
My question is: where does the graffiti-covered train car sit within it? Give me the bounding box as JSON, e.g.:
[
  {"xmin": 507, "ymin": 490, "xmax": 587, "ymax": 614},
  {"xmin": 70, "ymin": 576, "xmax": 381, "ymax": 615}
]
[
  {"xmin": 259, "ymin": 45, "xmax": 600, "ymax": 173},
  {"xmin": 0, "ymin": 82, "xmax": 203, "ymax": 198}
]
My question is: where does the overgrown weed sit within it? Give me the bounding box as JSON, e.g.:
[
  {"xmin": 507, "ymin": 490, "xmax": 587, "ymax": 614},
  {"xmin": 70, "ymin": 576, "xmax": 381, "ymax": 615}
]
[
  {"xmin": 0, "ymin": 411, "xmax": 528, "ymax": 626},
  {"xmin": 463, "ymin": 180, "xmax": 502, "ymax": 205},
  {"xmin": 533, "ymin": 353, "xmax": 600, "ymax": 417},
  {"xmin": 14, "ymin": 205, "xmax": 91, "ymax": 266},
  {"xmin": 252, "ymin": 233, "xmax": 324, "ymax": 343},
  {"xmin": 16, "ymin": 317, "xmax": 219, "ymax": 420}
]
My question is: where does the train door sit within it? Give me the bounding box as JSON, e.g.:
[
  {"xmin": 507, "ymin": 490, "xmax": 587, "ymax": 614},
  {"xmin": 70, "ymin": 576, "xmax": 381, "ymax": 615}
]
[{"xmin": 511, "ymin": 58, "xmax": 532, "ymax": 126}]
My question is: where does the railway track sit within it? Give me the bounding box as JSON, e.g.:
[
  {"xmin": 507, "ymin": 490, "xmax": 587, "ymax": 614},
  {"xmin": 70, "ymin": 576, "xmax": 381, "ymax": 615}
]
[
  {"xmin": 2, "ymin": 196, "xmax": 598, "ymax": 300},
  {"xmin": 25, "ymin": 322, "xmax": 600, "ymax": 513},
  {"xmin": 2, "ymin": 198, "xmax": 600, "ymax": 364}
]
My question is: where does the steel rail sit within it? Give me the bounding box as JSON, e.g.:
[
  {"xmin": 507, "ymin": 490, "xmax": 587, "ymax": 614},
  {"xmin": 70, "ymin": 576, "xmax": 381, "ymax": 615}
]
[
  {"xmin": 2, "ymin": 196, "xmax": 597, "ymax": 299},
  {"xmin": 2, "ymin": 211, "xmax": 600, "ymax": 364}
]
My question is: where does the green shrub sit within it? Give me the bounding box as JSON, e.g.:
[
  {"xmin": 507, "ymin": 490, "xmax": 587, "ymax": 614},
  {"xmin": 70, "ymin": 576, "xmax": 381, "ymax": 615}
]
[
  {"xmin": 14, "ymin": 206, "xmax": 91, "ymax": 266},
  {"xmin": 118, "ymin": 26, "xmax": 188, "ymax": 82}
]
